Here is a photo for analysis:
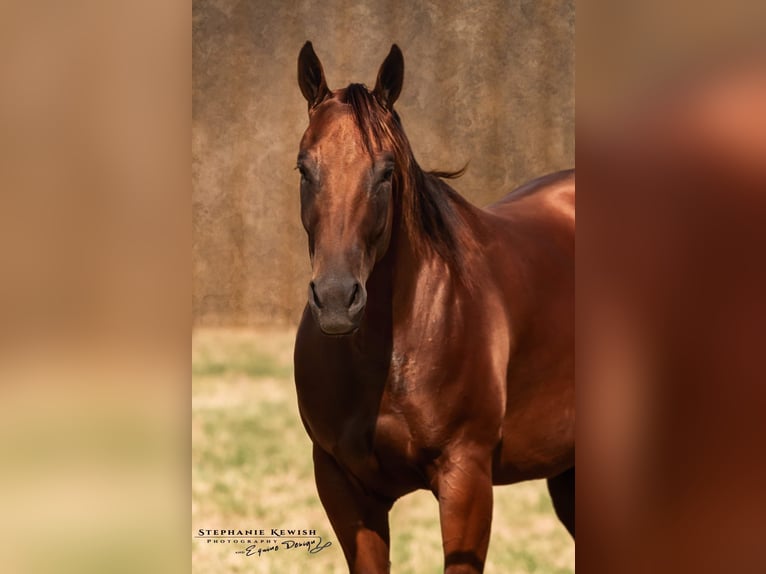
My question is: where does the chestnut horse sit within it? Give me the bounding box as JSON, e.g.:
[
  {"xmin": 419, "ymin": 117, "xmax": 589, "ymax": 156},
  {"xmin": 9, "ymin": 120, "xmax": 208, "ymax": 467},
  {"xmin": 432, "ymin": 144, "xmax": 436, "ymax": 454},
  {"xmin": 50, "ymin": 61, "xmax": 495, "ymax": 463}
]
[{"xmin": 293, "ymin": 42, "xmax": 574, "ymax": 573}]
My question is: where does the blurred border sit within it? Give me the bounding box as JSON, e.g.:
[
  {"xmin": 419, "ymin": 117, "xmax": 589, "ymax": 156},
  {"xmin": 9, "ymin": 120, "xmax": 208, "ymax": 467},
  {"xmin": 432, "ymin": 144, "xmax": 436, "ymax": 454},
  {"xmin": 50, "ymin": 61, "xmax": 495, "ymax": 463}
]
[
  {"xmin": 0, "ymin": 2, "xmax": 189, "ymax": 574},
  {"xmin": 578, "ymin": 0, "xmax": 766, "ymax": 572}
]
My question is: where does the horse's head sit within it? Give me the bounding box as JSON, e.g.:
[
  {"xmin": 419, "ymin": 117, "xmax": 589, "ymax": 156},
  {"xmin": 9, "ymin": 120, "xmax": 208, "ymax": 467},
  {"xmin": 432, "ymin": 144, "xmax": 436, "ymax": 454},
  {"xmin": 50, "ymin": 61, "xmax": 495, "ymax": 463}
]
[{"xmin": 296, "ymin": 42, "xmax": 404, "ymax": 335}]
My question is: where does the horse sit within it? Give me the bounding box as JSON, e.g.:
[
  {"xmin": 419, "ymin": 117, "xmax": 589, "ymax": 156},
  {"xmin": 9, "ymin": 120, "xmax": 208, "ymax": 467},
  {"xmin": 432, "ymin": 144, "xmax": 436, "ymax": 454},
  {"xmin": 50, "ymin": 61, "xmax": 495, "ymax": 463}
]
[{"xmin": 293, "ymin": 41, "xmax": 574, "ymax": 573}]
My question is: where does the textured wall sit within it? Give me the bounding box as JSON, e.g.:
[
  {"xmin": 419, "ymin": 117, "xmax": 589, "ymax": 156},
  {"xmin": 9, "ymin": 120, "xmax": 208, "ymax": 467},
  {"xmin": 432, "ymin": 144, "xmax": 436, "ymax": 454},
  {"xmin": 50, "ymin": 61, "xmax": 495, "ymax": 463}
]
[{"xmin": 193, "ymin": 0, "xmax": 574, "ymax": 326}]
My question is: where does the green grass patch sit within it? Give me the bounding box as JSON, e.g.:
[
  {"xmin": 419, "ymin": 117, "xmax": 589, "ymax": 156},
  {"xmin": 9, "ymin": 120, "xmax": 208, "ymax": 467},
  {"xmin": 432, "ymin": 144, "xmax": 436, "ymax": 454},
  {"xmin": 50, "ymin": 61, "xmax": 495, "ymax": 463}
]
[{"xmin": 192, "ymin": 336, "xmax": 292, "ymax": 380}]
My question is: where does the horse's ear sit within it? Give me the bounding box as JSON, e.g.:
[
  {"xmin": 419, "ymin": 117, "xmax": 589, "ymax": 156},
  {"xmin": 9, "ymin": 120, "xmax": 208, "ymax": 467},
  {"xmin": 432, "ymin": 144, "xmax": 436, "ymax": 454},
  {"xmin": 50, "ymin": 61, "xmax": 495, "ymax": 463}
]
[
  {"xmin": 374, "ymin": 44, "xmax": 404, "ymax": 110},
  {"xmin": 298, "ymin": 41, "xmax": 329, "ymax": 111}
]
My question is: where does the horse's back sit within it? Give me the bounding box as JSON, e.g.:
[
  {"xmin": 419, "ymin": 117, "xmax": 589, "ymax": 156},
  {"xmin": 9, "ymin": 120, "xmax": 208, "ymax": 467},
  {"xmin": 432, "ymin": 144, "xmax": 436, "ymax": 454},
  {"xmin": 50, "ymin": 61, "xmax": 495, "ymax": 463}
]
[{"xmin": 486, "ymin": 169, "xmax": 575, "ymax": 229}]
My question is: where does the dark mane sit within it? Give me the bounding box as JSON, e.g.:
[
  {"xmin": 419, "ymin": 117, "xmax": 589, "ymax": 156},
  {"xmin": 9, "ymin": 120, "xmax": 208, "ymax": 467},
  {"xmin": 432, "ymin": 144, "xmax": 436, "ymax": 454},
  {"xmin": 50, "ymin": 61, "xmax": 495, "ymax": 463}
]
[{"xmin": 340, "ymin": 83, "xmax": 473, "ymax": 272}]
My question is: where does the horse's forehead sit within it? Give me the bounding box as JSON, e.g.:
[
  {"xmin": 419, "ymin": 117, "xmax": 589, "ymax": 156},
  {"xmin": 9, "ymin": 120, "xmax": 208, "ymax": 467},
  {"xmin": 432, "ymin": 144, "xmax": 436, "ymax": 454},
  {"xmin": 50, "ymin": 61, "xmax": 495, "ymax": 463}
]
[{"xmin": 302, "ymin": 101, "xmax": 364, "ymax": 152}]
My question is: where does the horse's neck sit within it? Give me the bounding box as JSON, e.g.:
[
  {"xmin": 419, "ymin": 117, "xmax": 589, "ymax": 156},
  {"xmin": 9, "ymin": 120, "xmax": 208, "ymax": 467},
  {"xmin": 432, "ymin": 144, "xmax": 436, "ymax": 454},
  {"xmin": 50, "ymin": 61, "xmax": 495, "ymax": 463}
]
[
  {"xmin": 357, "ymin": 175, "xmax": 477, "ymax": 349},
  {"xmin": 369, "ymin": 190, "xmax": 462, "ymax": 319}
]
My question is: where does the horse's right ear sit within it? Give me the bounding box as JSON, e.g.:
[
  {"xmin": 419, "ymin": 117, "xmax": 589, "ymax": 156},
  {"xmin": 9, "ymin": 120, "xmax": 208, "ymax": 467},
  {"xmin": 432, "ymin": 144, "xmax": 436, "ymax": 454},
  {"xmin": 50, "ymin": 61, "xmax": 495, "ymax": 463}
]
[
  {"xmin": 298, "ymin": 41, "xmax": 329, "ymax": 111},
  {"xmin": 374, "ymin": 44, "xmax": 404, "ymax": 110}
]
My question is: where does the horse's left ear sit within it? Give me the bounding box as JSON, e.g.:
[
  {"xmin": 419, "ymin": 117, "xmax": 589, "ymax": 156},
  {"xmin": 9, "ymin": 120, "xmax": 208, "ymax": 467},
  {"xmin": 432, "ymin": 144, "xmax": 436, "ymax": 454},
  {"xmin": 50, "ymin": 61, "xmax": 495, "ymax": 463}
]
[{"xmin": 374, "ymin": 44, "xmax": 404, "ymax": 110}]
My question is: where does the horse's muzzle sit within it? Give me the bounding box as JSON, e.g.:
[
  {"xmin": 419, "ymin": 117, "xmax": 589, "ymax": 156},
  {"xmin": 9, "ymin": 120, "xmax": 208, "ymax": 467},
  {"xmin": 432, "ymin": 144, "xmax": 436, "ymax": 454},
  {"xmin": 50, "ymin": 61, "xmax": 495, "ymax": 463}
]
[{"xmin": 308, "ymin": 276, "xmax": 366, "ymax": 335}]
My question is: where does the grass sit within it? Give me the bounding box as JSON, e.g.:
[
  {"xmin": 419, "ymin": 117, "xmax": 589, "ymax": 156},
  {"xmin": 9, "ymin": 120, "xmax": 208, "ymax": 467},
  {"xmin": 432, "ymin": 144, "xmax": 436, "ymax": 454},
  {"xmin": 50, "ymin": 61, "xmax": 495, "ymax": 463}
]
[{"xmin": 192, "ymin": 328, "xmax": 574, "ymax": 573}]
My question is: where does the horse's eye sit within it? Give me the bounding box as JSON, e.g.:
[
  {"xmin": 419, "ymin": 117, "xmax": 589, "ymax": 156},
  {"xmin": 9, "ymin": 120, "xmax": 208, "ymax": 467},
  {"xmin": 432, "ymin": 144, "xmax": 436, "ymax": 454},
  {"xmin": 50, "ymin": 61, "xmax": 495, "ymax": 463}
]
[
  {"xmin": 381, "ymin": 167, "xmax": 394, "ymax": 182},
  {"xmin": 297, "ymin": 166, "xmax": 309, "ymax": 184}
]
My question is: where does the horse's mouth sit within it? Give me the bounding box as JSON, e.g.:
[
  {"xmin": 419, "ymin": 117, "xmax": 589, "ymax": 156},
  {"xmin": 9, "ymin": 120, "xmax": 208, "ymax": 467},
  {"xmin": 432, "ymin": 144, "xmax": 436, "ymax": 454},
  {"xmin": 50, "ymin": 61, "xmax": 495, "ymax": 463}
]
[
  {"xmin": 312, "ymin": 308, "xmax": 364, "ymax": 337},
  {"xmin": 316, "ymin": 320, "xmax": 361, "ymax": 337},
  {"xmin": 318, "ymin": 325, "xmax": 360, "ymax": 338}
]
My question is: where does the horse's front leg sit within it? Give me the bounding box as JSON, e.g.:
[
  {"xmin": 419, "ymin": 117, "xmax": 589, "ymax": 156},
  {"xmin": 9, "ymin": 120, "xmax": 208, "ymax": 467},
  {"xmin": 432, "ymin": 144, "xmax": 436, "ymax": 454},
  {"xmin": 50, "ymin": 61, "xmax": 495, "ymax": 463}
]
[
  {"xmin": 313, "ymin": 445, "xmax": 392, "ymax": 573},
  {"xmin": 435, "ymin": 446, "xmax": 494, "ymax": 574}
]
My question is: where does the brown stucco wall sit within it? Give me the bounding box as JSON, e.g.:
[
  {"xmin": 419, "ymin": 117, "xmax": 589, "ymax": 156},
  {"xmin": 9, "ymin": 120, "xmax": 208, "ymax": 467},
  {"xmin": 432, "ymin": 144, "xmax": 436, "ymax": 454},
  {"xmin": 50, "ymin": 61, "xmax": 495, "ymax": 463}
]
[{"xmin": 193, "ymin": 0, "xmax": 574, "ymax": 326}]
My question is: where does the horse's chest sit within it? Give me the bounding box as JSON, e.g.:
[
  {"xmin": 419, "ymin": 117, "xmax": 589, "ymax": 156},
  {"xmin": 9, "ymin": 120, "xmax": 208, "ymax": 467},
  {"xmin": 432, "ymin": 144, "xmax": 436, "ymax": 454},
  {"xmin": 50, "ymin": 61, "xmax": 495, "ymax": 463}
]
[
  {"xmin": 298, "ymin": 346, "xmax": 462, "ymax": 495},
  {"xmin": 308, "ymin": 388, "xmax": 436, "ymax": 496},
  {"xmin": 337, "ymin": 408, "xmax": 419, "ymax": 481}
]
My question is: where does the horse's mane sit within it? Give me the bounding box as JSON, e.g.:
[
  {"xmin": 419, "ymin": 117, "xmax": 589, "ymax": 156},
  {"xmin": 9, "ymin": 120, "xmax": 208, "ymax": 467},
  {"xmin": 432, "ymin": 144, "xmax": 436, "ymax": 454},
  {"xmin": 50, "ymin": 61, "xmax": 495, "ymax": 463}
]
[{"xmin": 340, "ymin": 83, "xmax": 473, "ymax": 272}]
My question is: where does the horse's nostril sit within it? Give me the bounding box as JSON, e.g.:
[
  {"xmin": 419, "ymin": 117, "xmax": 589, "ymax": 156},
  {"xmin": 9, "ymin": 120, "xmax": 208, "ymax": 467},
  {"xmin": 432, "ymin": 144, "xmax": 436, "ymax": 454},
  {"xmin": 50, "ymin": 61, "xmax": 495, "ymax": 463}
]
[
  {"xmin": 310, "ymin": 281, "xmax": 323, "ymax": 309},
  {"xmin": 348, "ymin": 282, "xmax": 360, "ymax": 308}
]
